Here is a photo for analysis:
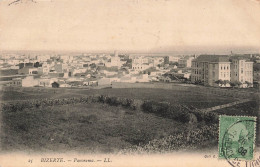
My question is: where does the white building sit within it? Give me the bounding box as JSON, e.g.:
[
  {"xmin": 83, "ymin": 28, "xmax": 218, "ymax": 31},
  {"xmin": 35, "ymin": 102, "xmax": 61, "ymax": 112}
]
[
  {"xmin": 231, "ymin": 57, "xmax": 253, "ymax": 87},
  {"xmin": 191, "ymin": 55, "xmax": 231, "ymax": 86},
  {"xmin": 132, "ymin": 63, "xmax": 150, "ymax": 71}
]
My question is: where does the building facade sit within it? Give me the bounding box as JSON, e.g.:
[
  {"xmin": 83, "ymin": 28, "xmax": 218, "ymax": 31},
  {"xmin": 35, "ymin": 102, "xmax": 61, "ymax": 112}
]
[
  {"xmin": 230, "ymin": 58, "xmax": 253, "ymax": 87},
  {"xmin": 191, "ymin": 55, "xmax": 231, "ymax": 86},
  {"xmin": 191, "ymin": 55, "xmax": 253, "ymax": 87}
]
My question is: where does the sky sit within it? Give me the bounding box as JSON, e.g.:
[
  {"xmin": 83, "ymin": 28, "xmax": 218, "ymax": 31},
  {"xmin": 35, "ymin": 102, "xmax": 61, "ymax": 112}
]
[{"xmin": 0, "ymin": 0, "xmax": 260, "ymax": 54}]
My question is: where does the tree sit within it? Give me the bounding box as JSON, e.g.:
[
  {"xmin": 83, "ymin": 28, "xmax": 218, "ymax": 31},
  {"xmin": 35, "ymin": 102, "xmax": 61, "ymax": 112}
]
[
  {"xmin": 169, "ymin": 62, "xmax": 179, "ymax": 66},
  {"xmin": 215, "ymin": 79, "xmax": 224, "ymax": 86},
  {"xmin": 230, "ymin": 82, "xmax": 236, "ymax": 88},
  {"xmin": 231, "ymin": 81, "xmax": 242, "ymax": 88},
  {"xmin": 195, "ymin": 80, "xmax": 202, "ymax": 85},
  {"xmin": 245, "ymin": 81, "xmax": 253, "ymax": 87},
  {"xmin": 223, "ymin": 80, "xmax": 230, "ymax": 87},
  {"xmin": 236, "ymin": 81, "xmax": 242, "ymax": 87},
  {"xmin": 90, "ymin": 63, "xmax": 96, "ymax": 69},
  {"xmin": 51, "ymin": 82, "xmax": 59, "ymax": 88},
  {"xmin": 34, "ymin": 62, "xmax": 41, "ymax": 68}
]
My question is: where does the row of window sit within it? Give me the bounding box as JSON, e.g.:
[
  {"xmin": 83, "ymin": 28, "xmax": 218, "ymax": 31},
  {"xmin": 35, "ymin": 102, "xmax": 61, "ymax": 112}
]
[
  {"xmin": 220, "ymin": 65, "xmax": 229, "ymax": 70},
  {"xmin": 220, "ymin": 72, "xmax": 230, "ymax": 78},
  {"xmin": 132, "ymin": 66, "xmax": 143, "ymax": 69},
  {"xmin": 9, "ymin": 81, "xmax": 21, "ymax": 85}
]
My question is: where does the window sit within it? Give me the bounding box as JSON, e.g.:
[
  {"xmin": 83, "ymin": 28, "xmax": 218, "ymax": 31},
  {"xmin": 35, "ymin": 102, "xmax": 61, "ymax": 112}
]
[
  {"xmin": 227, "ymin": 66, "xmax": 229, "ymax": 70},
  {"xmin": 241, "ymin": 68, "xmax": 243, "ymax": 74},
  {"xmin": 221, "ymin": 66, "xmax": 222, "ymax": 70}
]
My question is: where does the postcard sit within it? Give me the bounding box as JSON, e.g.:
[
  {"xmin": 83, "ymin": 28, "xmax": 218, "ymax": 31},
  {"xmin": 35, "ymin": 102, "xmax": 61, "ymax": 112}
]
[{"xmin": 0, "ymin": 0, "xmax": 259, "ymax": 166}]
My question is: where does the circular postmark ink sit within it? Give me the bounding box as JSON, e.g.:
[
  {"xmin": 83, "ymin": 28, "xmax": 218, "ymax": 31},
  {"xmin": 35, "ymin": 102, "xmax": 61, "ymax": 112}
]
[{"xmin": 221, "ymin": 119, "xmax": 256, "ymax": 167}]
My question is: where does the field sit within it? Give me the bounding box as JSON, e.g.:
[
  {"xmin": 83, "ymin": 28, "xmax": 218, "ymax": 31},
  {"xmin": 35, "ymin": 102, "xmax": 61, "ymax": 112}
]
[
  {"xmin": 1, "ymin": 86, "xmax": 258, "ymax": 153},
  {"xmin": 0, "ymin": 87, "xmax": 238, "ymax": 109},
  {"xmin": 1, "ymin": 103, "xmax": 191, "ymax": 153}
]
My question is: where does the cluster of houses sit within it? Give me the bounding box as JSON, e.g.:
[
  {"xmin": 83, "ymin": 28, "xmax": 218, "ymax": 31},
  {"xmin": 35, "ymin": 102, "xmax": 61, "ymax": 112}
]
[{"xmin": 0, "ymin": 51, "xmax": 259, "ymax": 89}]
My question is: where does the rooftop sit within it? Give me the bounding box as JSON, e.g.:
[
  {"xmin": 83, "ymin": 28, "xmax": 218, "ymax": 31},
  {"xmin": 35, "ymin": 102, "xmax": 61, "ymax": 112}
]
[{"xmin": 194, "ymin": 55, "xmax": 230, "ymax": 63}]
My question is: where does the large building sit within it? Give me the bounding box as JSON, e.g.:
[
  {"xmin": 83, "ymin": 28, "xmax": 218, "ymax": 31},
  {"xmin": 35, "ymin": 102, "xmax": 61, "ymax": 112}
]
[
  {"xmin": 131, "ymin": 56, "xmax": 150, "ymax": 71},
  {"xmin": 191, "ymin": 55, "xmax": 253, "ymax": 87},
  {"xmin": 191, "ymin": 55, "xmax": 231, "ymax": 86},
  {"xmin": 230, "ymin": 56, "xmax": 253, "ymax": 87}
]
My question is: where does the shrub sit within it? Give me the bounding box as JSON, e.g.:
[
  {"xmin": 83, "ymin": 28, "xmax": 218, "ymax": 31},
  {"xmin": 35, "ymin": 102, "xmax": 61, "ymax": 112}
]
[
  {"xmin": 172, "ymin": 109, "xmax": 191, "ymax": 123},
  {"xmin": 123, "ymin": 130, "xmax": 153, "ymax": 146},
  {"xmin": 142, "ymin": 101, "xmax": 191, "ymax": 123},
  {"xmin": 98, "ymin": 95, "xmax": 107, "ymax": 103},
  {"xmin": 121, "ymin": 124, "xmax": 219, "ymax": 154},
  {"xmin": 105, "ymin": 97, "xmax": 120, "ymax": 106},
  {"xmin": 203, "ymin": 112, "xmax": 219, "ymax": 124},
  {"xmin": 141, "ymin": 101, "xmax": 154, "ymax": 113}
]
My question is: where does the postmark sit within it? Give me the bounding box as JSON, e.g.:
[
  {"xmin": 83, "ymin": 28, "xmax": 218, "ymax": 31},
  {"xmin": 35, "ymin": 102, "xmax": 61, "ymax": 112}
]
[{"xmin": 219, "ymin": 115, "xmax": 256, "ymax": 161}]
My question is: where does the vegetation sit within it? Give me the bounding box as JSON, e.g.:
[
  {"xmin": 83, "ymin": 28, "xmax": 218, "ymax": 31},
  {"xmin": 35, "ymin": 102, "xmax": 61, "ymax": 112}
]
[
  {"xmin": 1, "ymin": 87, "xmax": 237, "ymax": 109},
  {"xmin": 121, "ymin": 125, "xmax": 218, "ymax": 154},
  {"xmin": 1, "ymin": 103, "xmax": 189, "ymax": 153},
  {"xmin": 231, "ymin": 81, "xmax": 242, "ymax": 88},
  {"xmin": 1, "ymin": 86, "xmax": 256, "ymax": 153},
  {"xmin": 213, "ymin": 100, "xmax": 258, "ymax": 117}
]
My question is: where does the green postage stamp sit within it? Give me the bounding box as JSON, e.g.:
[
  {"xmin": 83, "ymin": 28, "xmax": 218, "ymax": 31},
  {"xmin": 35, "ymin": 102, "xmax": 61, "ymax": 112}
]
[{"xmin": 219, "ymin": 115, "xmax": 257, "ymax": 160}]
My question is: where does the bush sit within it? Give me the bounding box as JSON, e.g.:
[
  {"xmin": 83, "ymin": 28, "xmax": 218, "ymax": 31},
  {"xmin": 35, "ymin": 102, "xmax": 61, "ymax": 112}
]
[
  {"xmin": 142, "ymin": 101, "xmax": 192, "ymax": 123},
  {"xmin": 123, "ymin": 130, "xmax": 153, "ymax": 146},
  {"xmin": 171, "ymin": 109, "xmax": 191, "ymax": 123},
  {"xmin": 121, "ymin": 124, "xmax": 219, "ymax": 153},
  {"xmin": 141, "ymin": 101, "xmax": 154, "ymax": 113},
  {"xmin": 1, "ymin": 95, "xmax": 218, "ymax": 125},
  {"xmin": 105, "ymin": 97, "xmax": 120, "ymax": 106},
  {"xmin": 203, "ymin": 112, "xmax": 219, "ymax": 124},
  {"xmin": 98, "ymin": 95, "xmax": 107, "ymax": 103}
]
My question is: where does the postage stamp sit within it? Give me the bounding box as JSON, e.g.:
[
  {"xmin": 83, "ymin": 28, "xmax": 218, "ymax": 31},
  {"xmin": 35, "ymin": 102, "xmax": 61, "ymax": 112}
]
[{"xmin": 219, "ymin": 115, "xmax": 257, "ymax": 161}]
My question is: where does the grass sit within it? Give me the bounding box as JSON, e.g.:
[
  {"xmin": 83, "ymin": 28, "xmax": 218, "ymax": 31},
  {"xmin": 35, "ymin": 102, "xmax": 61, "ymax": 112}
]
[
  {"xmin": 1, "ymin": 86, "xmax": 257, "ymax": 152},
  {"xmin": 1, "ymin": 103, "xmax": 189, "ymax": 153},
  {"xmin": 0, "ymin": 87, "xmax": 237, "ymax": 109},
  {"xmin": 213, "ymin": 100, "xmax": 258, "ymax": 117}
]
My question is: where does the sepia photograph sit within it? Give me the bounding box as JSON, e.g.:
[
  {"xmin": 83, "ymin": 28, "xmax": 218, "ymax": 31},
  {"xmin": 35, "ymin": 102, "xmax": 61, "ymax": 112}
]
[{"xmin": 0, "ymin": 0, "xmax": 259, "ymax": 166}]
